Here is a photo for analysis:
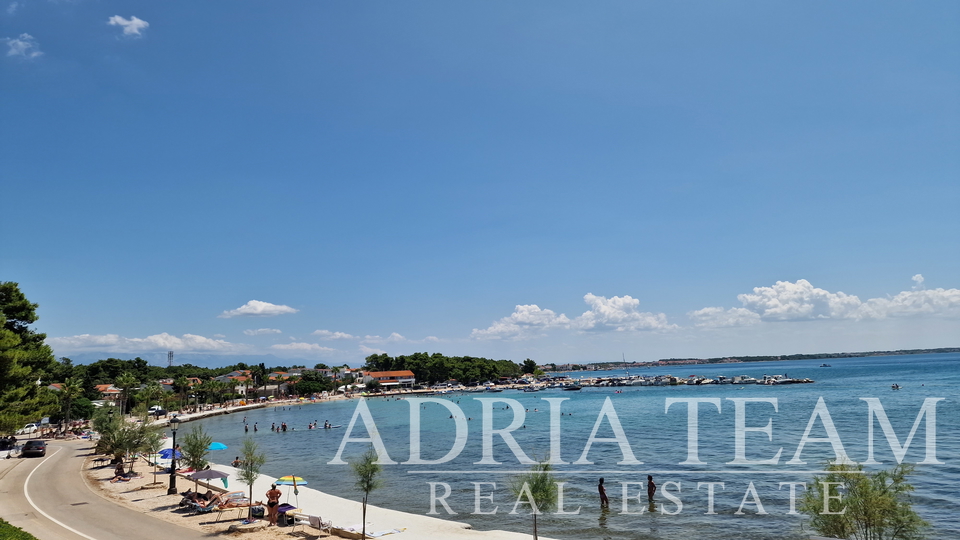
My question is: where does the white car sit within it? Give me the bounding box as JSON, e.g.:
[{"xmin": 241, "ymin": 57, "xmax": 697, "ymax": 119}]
[{"xmin": 16, "ymin": 423, "xmax": 39, "ymax": 435}]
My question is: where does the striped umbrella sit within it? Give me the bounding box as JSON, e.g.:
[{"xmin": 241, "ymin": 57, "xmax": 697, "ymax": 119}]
[{"xmin": 277, "ymin": 475, "xmax": 305, "ymax": 506}]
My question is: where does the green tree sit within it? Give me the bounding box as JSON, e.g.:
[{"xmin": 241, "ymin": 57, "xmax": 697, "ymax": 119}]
[
  {"xmin": 510, "ymin": 460, "xmax": 557, "ymax": 540},
  {"xmin": 59, "ymin": 377, "xmax": 83, "ymax": 428},
  {"xmin": 352, "ymin": 448, "xmax": 383, "ymax": 540},
  {"xmin": 521, "ymin": 359, "xmax": 538, "ymax": 374},
  {"xmin": 0, "ymin": 282, "xmax": 58, "ymax": 433},
  {"xmin": 173, "ymin": 376, "xmax": 190, "ymax": 411},
  {"xmin": 800, "ymin": 463, "xmax": 929, "ymax": 540},
  {"xmin": 69, "ymin": 397, "xmax": 94, "ymax": 422},
  {"xmin": 140, "ymin": 381, "xmax": 165, "ymax": 409},
  {"xmin": 143, "ymin": 430, "xmax": 164, "ymax": 486},
  {"xmin": 237, "ymin": 437, "xmax": 267, "ymax": 520},
  {"xmin": 114, "ymin": 372, "xmax": 139, "ymax": 416},
  {"xmin": 180, "ymin": 424, "xmax": 212, "ymax": 475}
]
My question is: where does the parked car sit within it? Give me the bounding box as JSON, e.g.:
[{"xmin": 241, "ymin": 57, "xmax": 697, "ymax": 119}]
[
  {"xmin": 21, "ymin": 440, "xmax": 46, "ymax": 457},
  {"xmin": 148, "ymin": 408, "xmax": 167, "ymax": 416},
  {"xmin": 15, "ymin": 423, "xmax": 38, "ymax": 435}
]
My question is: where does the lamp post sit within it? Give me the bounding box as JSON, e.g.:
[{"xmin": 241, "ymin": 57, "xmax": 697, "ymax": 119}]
[{"xmin": 166, "ymin": 415, "xmax": 181, "ymax": 495}]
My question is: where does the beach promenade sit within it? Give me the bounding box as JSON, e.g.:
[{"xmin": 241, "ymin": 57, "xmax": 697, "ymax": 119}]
[
  {"xmin": 0, "ymin": 440, "xmax": 211, "ymax": 540},
  {"xmin": 0, "ymin": 437, "xmax": 556, "ymax": 540}
]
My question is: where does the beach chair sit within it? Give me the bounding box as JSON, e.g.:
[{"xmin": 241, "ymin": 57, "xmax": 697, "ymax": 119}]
[
  {"xmin": 290, "ymin": 512, "xmax": 332, "ymax": 535},
  {"xmin": 187, "ymin": 501, "xmax": 217, "ymax": 515}
]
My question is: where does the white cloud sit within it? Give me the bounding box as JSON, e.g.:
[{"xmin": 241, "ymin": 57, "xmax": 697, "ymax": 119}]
[
  {"xmin": 737, "ymin": 279, "xmax": 862, "ymax": 320},
  {"xmin": 218, "ymin": 300, "xmax": 298, "ymax": 318},
  {"xmin": 270, "ymin": 342, "xmax": 334, "ymax": 352},
  {"xmin": 49, "ymin": 332, "xmax": 246, "ymax": 354},
  {"xmin": 424, "ymin": 336, "xmax": 440, "ymax": 343},
  {"xmin": 7, "ymin": 3, "xmax": 19, "ymax": 15},
  {"xmin": 472, "ymin": 294, "xmax": 675, "ymax": 340},
  {"xmin": 107, "ymin": 15, "xmax": 149, "ymax": 37},
  {"xmin": 691, "ymin": 277, "xmax": 960, "ymax": 327},
  {"xmin": 243, "ymin": 328, "xmax": 282, "ymax": 336},
  {"xmin": 912, "ymin": 274, "xmax": 925, "ymax": 290},
  {"xmin": 857, "ymin": 288, "xmax": 960, "ymax": 319},
  {"xmin": 311, "ymin": 330, "xmax": 356, "ymax": 340},
  {"xmin": 573, "ymin": 293, "xmax": 676, "ymax": 332},
  {"xmin": 360, "ymin": 345, "xmax": 387, "ymax": 355},
  {"xmin": 471, "ymin": 304, "xmax": 571, "ymax": 340},
  {"xmin": 688, "ymin": 306, "xmax": 762, "ymax": 328},
  {"xmin": 362, "ymin": 333, "xmax": 408, "ymax": 343},
  {"xmin": 4, "ymin": 33, "xmax": 42, "ymax": 58}
]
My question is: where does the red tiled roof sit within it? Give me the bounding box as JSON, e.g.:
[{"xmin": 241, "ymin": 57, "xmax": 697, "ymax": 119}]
[{"xmin": 367, "ymin": 370, "xmax": 415, "ymax": 378}]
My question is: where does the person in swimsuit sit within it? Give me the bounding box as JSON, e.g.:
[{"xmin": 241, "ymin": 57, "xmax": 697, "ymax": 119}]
[
  {"xmin": 265, "ymin": 483, "xmax": 282, "ymax": 525},
  {"xmin": 598, "ymin": 477, "xmax": 609, "ymax": 507}
]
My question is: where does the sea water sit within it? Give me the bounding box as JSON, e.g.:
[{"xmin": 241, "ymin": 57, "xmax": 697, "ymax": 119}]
[{"xmin": 195, "ymin": 353, "xmax": 960, "ymax": 539}]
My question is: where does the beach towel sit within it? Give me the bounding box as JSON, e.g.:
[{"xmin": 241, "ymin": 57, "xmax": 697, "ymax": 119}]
[
  {"xmin": 309, "ymin": 515, "xmax": 320, "ymax": 528},
  {"xmin": 369, "ymin": 529, "xmax": 405, "ymax": 537}
]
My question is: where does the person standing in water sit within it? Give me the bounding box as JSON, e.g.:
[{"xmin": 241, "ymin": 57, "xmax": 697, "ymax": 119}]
[
  {"xmin": 598, "ymin": 477, "xmax": 609, "ymax": 507},
  {"xmin": 646, "ymin": 475, "xmax": 656, "ymax": 502}
]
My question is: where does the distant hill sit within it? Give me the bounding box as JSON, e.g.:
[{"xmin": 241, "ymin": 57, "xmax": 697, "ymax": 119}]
[{"xmin": 658, "ymin": 347, "xmax": 960, "ymax": 365}]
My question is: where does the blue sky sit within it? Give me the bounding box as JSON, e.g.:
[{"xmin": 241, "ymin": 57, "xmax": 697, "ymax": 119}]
[{"xmin": 2, "ymin": 1, "xmax": 958, "ymax": 367}]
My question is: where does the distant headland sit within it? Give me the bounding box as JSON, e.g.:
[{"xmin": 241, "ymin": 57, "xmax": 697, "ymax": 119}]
[{"xmin": 556, "ymin": 347, "xmax": 960, "ymax": 372}]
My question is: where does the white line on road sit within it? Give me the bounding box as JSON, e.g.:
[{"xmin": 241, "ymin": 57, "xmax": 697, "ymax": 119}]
[{"xmin": 23, "ymin": 446, "xmax": 100, "ymax": 540}]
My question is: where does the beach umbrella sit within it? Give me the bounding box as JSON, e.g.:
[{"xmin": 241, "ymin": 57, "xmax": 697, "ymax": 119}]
[
  {"xmin": 190, "ymin": 469, "xmax": 230, "ymax": 491},
  {"xmin": 276, "ymin": 475, "xmax": 306, "ymax": 485},
  {"xmin": 208, "ymin": 442, "xmax": 228, "ymax": 450},
  {"xmin": 277, "ymin": 476, "xmax": 304, "ymax": 506},
  {"xmin": 158, "ymin": 448, "xmax": 181, "ymax": 459}
]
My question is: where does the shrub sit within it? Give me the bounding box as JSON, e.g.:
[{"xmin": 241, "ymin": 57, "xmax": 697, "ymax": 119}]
[{"xmin": 800, "ymin": 463, "xmax": 929, "ymax": 540}]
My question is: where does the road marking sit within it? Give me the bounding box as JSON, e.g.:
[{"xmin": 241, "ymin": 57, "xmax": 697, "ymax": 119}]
[{"xmin": 24, "ymin": 446, "xmax": 100, "ymax": 540}]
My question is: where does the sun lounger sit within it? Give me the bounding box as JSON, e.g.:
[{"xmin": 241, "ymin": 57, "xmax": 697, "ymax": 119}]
[
  {"xmin": 186, "ymin": 500, "xmax": 217, "ymax": 514},
  {"xmin": 290, "ymin": 512, "xmax": 332, "ymax": 535}
]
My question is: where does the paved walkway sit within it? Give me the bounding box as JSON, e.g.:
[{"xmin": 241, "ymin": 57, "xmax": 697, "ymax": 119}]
[{"xmin": 0, "ymin": 440, "xmax": 209, "ymax": 540}]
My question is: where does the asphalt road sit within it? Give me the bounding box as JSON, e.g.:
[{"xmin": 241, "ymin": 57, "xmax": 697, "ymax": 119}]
[{"xmin": 0, "ymin": 440, "xmax": 209, "ymax": 540}]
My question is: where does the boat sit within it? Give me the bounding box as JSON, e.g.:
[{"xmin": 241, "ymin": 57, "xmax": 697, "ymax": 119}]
[
  {"xmin": 563, "ymin": 385, "xmax": 582, "ymax": 391},
  {"xmin": 820, "ymin": 363, "xmax": 832, "ymax": 367},
  {"xmin": 891, "ymin": 384, "xmax": 901, "ymax": 390},
  {"xmin": 485, "ymin": 387, "xmax": 503, "ymax": 393}
]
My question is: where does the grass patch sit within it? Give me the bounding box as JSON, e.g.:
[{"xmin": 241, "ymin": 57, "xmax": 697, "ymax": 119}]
[{"xmin": 0, "ymin": 518, "xmax": 40, "ymax": 540}]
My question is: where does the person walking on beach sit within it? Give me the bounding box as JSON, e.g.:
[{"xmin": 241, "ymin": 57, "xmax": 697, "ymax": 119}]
[
  {"xmin": 647, "ymin": 475, "xmax": 656, "ymax": 502},
  {"xmin": 598, "ymin": 477, "xmax": 609, "ymax": 507},
  {"xmin": 265, "ymin": 483, "xmax": 282, "ymax": 526}
]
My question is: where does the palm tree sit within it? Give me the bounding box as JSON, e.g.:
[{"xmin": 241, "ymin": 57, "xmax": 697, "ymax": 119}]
[
  {"xmin": 173, "ymin": 376, "xmax": 190, "ymax": 412},
  {"xmin": 141, "ymin": 381, "xmax": 164, "ymax": 409},
  {"xmin": 510, "ymin": 461, "xmax": 558, "ymax": 540},
  {"xmin": 115, "ymin": 372, "xmax": 139, "ymax": 416},
  {"xmin": 60, "ymin": 377, "xmax": 83, "ymax": 430}
]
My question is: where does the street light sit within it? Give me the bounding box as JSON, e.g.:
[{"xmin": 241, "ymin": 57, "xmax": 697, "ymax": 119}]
[{"xmin": 166, "ymin": 415, "xmax": 181, "ymax": 495}]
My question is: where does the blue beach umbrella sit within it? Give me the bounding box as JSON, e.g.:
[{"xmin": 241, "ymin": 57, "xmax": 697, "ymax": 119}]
[
  {"xmin": 158, "ymin": 448, "xmax": 181, "ymax": 459},
  {"xmin": 208, "ymin": 442, "xmax": 228, "ymax": 450}
]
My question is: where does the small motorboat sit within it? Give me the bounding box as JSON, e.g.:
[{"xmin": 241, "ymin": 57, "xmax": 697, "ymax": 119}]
[{"xmin": 891, "ymin": 384, "xmax": 901, "ymax": 390}]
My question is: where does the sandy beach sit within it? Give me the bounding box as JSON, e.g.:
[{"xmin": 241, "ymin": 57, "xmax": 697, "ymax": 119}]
[{"xmin": 84, "ymin": 429, "xmax": 554, "ymax": 540}]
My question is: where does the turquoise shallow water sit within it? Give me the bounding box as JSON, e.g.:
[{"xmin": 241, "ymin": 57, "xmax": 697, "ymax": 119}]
[{"xmin": 194, "ymin": 353, "xmax": 960, "ymax": 539}]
